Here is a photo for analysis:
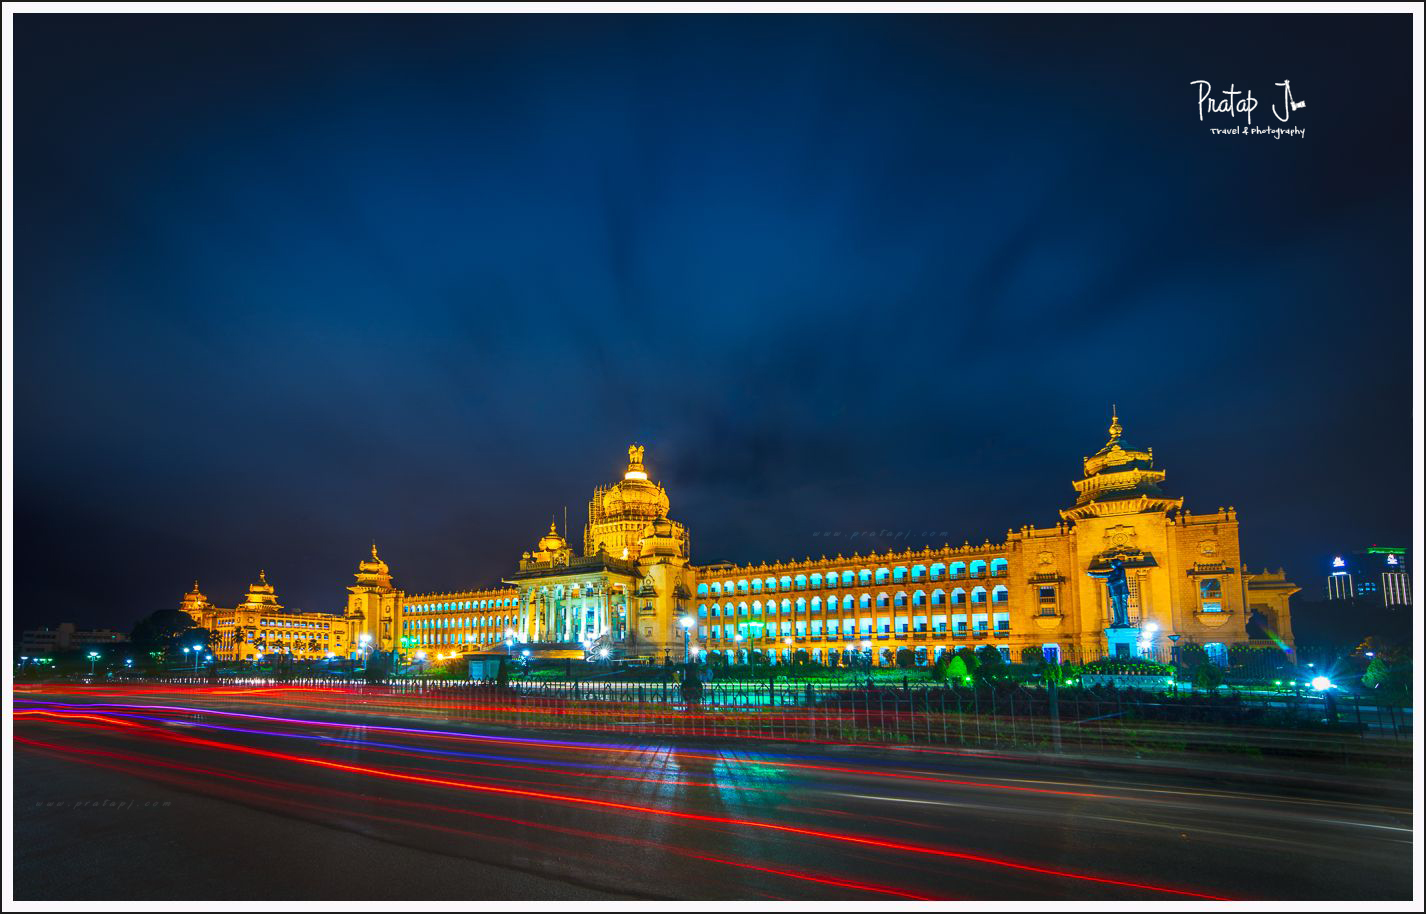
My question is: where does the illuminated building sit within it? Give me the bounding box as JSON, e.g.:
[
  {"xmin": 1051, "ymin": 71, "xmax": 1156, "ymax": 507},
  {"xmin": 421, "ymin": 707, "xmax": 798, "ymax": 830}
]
[
  {"xmin": 182, "ymin": 572, "xmax": 351, "ymax": 662},
  {"xmin": 1326, "ymin": 547, "xmax": 1411, "ymax": 607},
  {"xmin": 177, "ymin": 413, "xmax": 1297, "ymax": 666}
]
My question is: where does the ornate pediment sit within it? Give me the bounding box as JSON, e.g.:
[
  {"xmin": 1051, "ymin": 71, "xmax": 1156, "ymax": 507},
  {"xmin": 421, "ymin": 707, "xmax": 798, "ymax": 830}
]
[
  {"xmin": 635, "ymin": 574, "xmax": 658, "ymax": 597},
  {"xmin": 1103, "ymin": 524, "xmax": 1137, "ymax": 550},
  {"xmin": 1086, "ymin": 548, "xmax": 1158, "ymax": 572},
  {"xmin": 1187, "ymin": 562, "xmax": 1236, "ymax": 577}
]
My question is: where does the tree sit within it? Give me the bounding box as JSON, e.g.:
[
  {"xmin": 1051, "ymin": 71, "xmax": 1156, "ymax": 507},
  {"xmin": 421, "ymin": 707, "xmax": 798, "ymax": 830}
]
[
  {"xmin": 945, "ymin": 655, "xmax": 972, "ymax": 686},
  {"xmin": 131, "ymin": 610, "xmax": 202, "ymax": 654},
  {"xmin": 895, "ymin": 647, "xmax": 915, "ymax": 669},
  {"xmin": 973, "ymin": 645, "xmax": 1006, "ymax": 685}
]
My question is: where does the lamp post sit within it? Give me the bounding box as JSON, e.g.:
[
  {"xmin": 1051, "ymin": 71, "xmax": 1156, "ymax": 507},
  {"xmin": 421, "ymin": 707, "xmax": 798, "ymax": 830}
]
[
  {"xmin": 87, "ymin": 651, "xmax": 100, "ymax": 676},
  {"xmin": 679, "ymin": 615, "xmax": 694, "ymax": 662}
]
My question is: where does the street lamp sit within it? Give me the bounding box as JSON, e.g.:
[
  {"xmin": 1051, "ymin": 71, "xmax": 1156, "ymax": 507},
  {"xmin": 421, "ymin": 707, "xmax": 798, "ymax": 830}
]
[
  {"xmin": 87, "ymin": 651, "xmax": 100, "ymax": 676},
  {"xmin": 679, "ymin": 615, "xmax": 694, "ymax": 662}
]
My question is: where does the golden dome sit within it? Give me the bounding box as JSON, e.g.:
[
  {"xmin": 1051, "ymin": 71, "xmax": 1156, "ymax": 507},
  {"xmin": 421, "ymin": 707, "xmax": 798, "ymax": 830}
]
[
  {"xmin": 601, "ymin": 444, "xmax": 669, "ymax": 521},
  {"xmin": 358, "ymin": 542, "xmax": 389, "ymax": 575},
  {"xmin": 536, "ymin": 521, "xmax": 568, "ymax": 553},
  {"xmin": 240, "ymin": 569, "xmax": 282, "ymax": 609}
]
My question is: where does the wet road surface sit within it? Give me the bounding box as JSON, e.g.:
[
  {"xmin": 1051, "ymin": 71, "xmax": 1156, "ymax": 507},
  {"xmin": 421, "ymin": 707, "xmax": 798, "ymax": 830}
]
[{"xmin": 13, "ymin": 685, "xmax": 1414, "ymax": 901}]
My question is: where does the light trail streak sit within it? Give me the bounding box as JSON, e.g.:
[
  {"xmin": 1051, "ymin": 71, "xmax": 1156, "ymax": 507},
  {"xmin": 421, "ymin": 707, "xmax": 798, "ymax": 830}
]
[
  {"xmin": 14, "ymin": 737, "xmax": 936, "ymax": 899},
  {"xmin": 14, "ymin": 722, "xmax": 1230, "ymax": 899},
  {"xmin": 15, "ymin": 702, "xmax": 1102, "ymax": 798}
]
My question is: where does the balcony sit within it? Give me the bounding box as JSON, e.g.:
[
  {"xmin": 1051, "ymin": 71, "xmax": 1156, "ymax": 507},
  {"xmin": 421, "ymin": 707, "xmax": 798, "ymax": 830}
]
[
  {"xmin": 1033, "ymin": 612, "xmax": 1064, "ymax": 630},
  {"xmin": 911, "ymin": 633, "xmax": 928, "ymax": 641},
  {"xmin": 1193, "ymin": 609, "xmax": 1233, "ymax": 628},
  {"xmin": 973, "ymin": 629, "xmax": 989, "ymax": 639},
  {"xmin": 994, "ymin": 628, "xmax": 1010, "ymax": 639}
]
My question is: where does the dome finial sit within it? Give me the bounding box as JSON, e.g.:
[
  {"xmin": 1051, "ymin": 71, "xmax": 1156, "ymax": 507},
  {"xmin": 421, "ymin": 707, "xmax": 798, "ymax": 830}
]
[
  {"xmin": 259, "ymin": 569, "xmax": 267, "ymax": 584},
  {"xmin": 1108, "ymin": 404, "xmax": 1122, "ymax": 443},
  {"xmin": 625, "ymin": 443, "xmax": 648, "ymax": 480},
  {"xmin": 371, "ymin": 542, "xmax": 380, "ymax": 562}
]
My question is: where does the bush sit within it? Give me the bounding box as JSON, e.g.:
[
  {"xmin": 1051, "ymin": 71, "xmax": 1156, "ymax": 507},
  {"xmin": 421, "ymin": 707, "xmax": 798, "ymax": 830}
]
[
  {"xmin": 1083, "ymin": 658, "xmax": 1174, "ymax": 677},
  {"xmin": 944, "ymin": 655, "xmax": 971, "ymax": 686},
  {"xmin": 1193, "ymin": 662, "xmax": 1223, "ymax": 691}
]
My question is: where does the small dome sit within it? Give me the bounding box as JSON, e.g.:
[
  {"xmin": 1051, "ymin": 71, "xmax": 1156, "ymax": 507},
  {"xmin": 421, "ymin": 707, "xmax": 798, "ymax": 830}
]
[
  {"xmin": 536, "ymin": 521, "xmax": 568, "ymax": 553},
  {"xmin": 358, "ymin": 543, "xmax": 389, "ymax": 575},
  {"xmin": 637, "ymin": 515, "xmax": 686, "ymax": 559}
]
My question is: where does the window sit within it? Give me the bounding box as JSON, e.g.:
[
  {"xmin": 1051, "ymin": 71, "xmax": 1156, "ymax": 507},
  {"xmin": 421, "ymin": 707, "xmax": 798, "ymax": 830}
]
[{"xmin": 1200, "ymin": 578, "xmax": 1224, "ymax": 613}]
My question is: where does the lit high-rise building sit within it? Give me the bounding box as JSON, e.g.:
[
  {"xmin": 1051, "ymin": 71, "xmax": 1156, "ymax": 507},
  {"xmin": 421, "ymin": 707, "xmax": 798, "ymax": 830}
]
[{"xmin": 1326, "ymin": 547, "xmax": 1411, "ymax": 608}]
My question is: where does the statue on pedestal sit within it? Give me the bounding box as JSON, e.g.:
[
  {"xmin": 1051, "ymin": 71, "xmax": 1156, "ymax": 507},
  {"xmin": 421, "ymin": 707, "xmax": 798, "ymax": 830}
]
[{"xmin": 1091, "ymin": 558, "xmax": 1133, "ymax": 629}]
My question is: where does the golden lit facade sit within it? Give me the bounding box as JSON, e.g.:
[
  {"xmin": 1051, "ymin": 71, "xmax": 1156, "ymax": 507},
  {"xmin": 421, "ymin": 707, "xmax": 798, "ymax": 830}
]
[
  {"xmin": 692, "ymin": 414, "xmax": 1296, "ymax": 665},
  {"xmin": 183, "ymin": 572, "xmax": 352, "ymax": 662},
  {"xmin": 178, "ymin": 415, "xmax": 1296, "ymax": 666}
]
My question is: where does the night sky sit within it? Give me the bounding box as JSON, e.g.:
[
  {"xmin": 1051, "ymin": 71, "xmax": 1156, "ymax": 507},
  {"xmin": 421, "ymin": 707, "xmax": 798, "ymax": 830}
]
[{"xmin": 13, "ymin": 13, "xmax": 1414, "ymax": 634}]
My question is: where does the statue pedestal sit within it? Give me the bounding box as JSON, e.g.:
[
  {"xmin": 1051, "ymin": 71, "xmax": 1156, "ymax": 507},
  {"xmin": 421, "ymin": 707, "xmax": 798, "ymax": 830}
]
[{"xmin": 1105, "ymin": 626, "xmax": 1143, "ymax": 660}]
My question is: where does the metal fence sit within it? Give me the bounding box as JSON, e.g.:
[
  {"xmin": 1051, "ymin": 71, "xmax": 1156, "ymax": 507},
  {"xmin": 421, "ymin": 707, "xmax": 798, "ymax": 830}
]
[{"xmin": 121, "ymin": 675, "xmax": 1410, "ymax": 765}]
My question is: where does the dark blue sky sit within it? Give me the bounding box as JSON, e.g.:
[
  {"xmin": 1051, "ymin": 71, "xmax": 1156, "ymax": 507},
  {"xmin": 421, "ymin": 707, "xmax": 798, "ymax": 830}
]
[{"xmin": 14, "ymin": 13, "xmax": 1414, "ymax": 632}]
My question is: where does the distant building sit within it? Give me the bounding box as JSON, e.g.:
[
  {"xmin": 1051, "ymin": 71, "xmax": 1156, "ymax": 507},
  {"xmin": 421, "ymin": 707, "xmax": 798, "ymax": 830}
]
[
  {"xmin": 180, "ymin": 572, "xmax": 352, "ymax": 663},
  {"xmin": 1326, "ymin": 547, "xmax": 1411, "ymax": 607},
  {"xmin": 20, "ymin": 623, "xmax": 130, "ymax": 656}
]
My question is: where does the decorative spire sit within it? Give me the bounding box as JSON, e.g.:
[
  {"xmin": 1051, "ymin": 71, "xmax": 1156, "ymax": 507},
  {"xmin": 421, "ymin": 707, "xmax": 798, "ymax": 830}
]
[
  {"xmin": 258, "ymin": 569, "xmax": 267, "ymax": 584},
  {"xmin": 192, "ymin": 579, "xmax": 201, "ymax": 592},
  {"xmin": 625, "ymin": 443, "xmax": 648, "ymax": 480},
  {"xmin": 1108, "ymin": 405, "xmax": 1123, "ymax": 444},
  {"xmin": 371, "ymin": 542, "xmax": 380, "ymax": 562}
]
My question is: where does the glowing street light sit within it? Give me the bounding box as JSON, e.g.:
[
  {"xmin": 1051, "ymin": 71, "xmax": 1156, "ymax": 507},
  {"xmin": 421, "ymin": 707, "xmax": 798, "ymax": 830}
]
[
  {"xmin": 1310, "ymin": 675, "xmax": 1333, "ymax": 691},
  {"xmin": 87, "ymin": 651, "xmax": 100, "ymax": 676},
  {"xmin": 679, "ymin": 615, "xmax": 694, "ymax": 662}
]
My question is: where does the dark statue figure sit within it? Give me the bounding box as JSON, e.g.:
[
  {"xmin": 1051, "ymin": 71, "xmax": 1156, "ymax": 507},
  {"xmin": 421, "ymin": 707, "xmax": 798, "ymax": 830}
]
[{"xmin": 1095, "ymin": 558, "xmax": 1133, "ymax": 629}]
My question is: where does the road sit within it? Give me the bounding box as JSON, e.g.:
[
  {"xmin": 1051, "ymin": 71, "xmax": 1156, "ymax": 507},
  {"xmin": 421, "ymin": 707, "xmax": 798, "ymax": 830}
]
[{"xmin": 13, "ymin": 685, "xmax": 1414, "ymax": 901}]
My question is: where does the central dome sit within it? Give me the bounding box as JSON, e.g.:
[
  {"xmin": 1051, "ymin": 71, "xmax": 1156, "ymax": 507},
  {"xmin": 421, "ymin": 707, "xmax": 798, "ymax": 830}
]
[{"xmin": 601, "ymin": 444, "xmax": 669, "ymax": 521}]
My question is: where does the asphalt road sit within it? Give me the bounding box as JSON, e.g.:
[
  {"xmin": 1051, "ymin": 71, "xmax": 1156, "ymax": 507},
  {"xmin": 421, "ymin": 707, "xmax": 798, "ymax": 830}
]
[{"xmin": 13, "ymin": 686, "xmax": 1414, "ymax": 901}]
